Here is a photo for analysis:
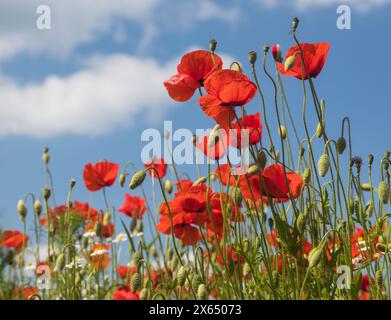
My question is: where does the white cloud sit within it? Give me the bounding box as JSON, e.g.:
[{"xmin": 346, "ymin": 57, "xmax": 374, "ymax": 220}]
[{"xmin": 255, "ymin": 0, "xmax": 391, "ymax": 12}]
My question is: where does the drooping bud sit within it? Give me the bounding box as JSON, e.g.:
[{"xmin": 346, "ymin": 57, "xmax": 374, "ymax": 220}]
[
  {"xmin": 271, "ymin": 44, "xmax": 283, "ymax": 63},
  {"xmin": 130, "ymin": 272, "xmax": 141, "ymax": 292},
  {"xmin": 278, "ymin": 125, "xmax": 287, "ymax": 140},
  {"xmin": 296, "ymin": 212, "xmax": 307, "ymax": 234},
  {"xmin": 336, "ymin": 137, "xmax": 346, "ymax": 154},
  {"xmin": 164, "ymin": 179, "xmax": 173, "ymax": 194},
  {"xmin": 284, "ymin": 55, "xmax": 296, "ymax": 72},
  {"xmin": 17, "ymin": 200, "xmax": 27, "ymax": 221},
  {"xmin": 302, "ymin": 168, "xmax": 311, "ymax": 184},
  {"xmin": 360, "ymin": 183, "xmax": 372, "ymax": 192},
  {"xmin": 318, "ymin": 153, "xmax": 330, "ymax": 177},
  {"xmin": 209, "ymin": 39, "xmax": 217, "ymax": 53},
  {"xmin": 193, "ymin": 176, "xmax": 208, "ymax": 186},
  {"xmin": 177, "ymin": 266, "xmax": 188, "ymax": 287},
  {"xmin": 197, "ymin": 284, "xmax": 209, "ymax": 300},
  {"xmin": 248, "ymin": 51, "xmax": 257, "ymax": 65},
  {"xmin": 42, "ymin": 147, "xmax": 50, "ymax": 165},
  {"xmin": 365, "ymin": 200, "xmax": 374, "ymax": 217},
  {"xmin": 316, "ymin": 121, "xmax": 325, "ymax": 138},
  {"xmin": 119, "ymin": 173, "xmax": 126, "ymax": 188},
  {"xmin": 129, "ymin": 170, "xmax": 146, "ymax": 190},
  {"xmin": 378, "ymin": 181, "xmax": 390, "ymax": 204}
]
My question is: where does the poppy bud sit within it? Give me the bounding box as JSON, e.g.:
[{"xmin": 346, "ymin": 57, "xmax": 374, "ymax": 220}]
[
  {"xmin": 17, "ymin": 200, "xmax": 27, "ymax": 221},
  {"xmin": 69, "ymin": 178, "xmax": 76, "ymax": 188},
  {"xmin": 361, "ymin": 183, "xmax": 372, "ymax": 192},
  {"xmin": 191, "ymin": 274, "xmax": 202, "ymax": 293},
  {"xmin": 257, "ymin": 150, "xmax": 267, "ymax": 169},
  {"xmin": 55, "ymin": 253, "xmax": 66, "ymax": 272},
  {"xmin": 243, "ymin": 262, "xmax": 251, "ymax": 278},
  {"xmin": 103, "ymin": 212, "xmax": 111, "ymax": 226},
  {"xmin": 231, "ymin": 187, "xmax": 242, "ymax": 206},
  {"xmin": 197, "ymin": 284, "xmax": 209, "ymax": 300},
  {"xmin": 42, "ymin": 147, "xmax": 50, "ymax": 165},
  {"xmin": 139, "ymin": 288, "xmax": 149, "ymax": 300},
  {"xmin": 292, "ymin": 17, "xmax": 300, "ymax": 32},
  {"xmin": 318, "ymin": 153, "xmax": 330, "ymax": 177},
  {"xmin": 94, "ymin": 221, "xmax": 103, "ymax": 238},
  {"xmin": 119, "ymin": 173, "xmax": 126, "ymax": 188},
  {"xmin": 316, "ymin": 121, "xmax": 325, "ymax": 138},
  {"xmin": 164, "ymin": 179, "xmax": 173, "ymax": 194},
  {"xmin": 136, "ymin": 220, "xmax": 143, "ymax": 233},
  {"xmin": 378, "ymin": 181, "xmax": 389, "ymax": 204},
  {"xmin": 263, "ymin": 44, "xmax": 270, "ymax": 53},
  {"xmin": 302, "ymin": 167, "xmax": 311, "ymax": 184},
  {"xmin": 193, "ymin": 176, "xmax": 207, "ymax": 186},
  {"xmin": 133, "ymin": 249, "xmax": 143, "ymax": 267},
  {"xmin": 248, "ymin": 51, "xmax": 257, "ymax": 65},
  {"xmin": 368, "ymin": 154, "xmax": 374, "ymax": 166},
  {"xmin": 43, "ymin": 188, "xmax": 51, "ymax": 200},
  {"xmin": 296, "ymin": 212, "xmax": 307, "ymax": 234},
  {"xmin": 375, "ymin": 270, "xmax": 383, "ymax": 289},
  {"xmin": 247, "ymin": 164, "xmax": 259, "ymax": 175},
  {"xmin": 365, "ymin": 200, "xmax": 374, "ymax": 217},
  {"xmin": 129, "ymin": 170, "xmax": 146, "ymax": 190},
  {"xmin": 209, "ymin": 39, "xmax": 217, "ymax": 53},
  {"xmin": 130, "ymin": 272, "xmax": 141, "ymax": 293},
  {"xmin": 177, "ymin": 266, "xmax": 188, "ymax": 287},
  {"xmin": 271, "ymin": 44, "xmax": 283, "ymax": 63},
  {"xmin": 284, "ymin": 55, "xmax": 296, "ymax": 72},
  {"xmin": 33, "ymin": 199, "xmax": 42, "ymax": 217},
  {"xmin": 308, "ymin": 245, "xmax": 324, "ymax": 268},
  {"xmin": 208, "ymin": 124, "xmax": 221, "ymax": 148},
  {"xmin": 278, "ymin": 125, "xmax": 287, "ymax": 140},
  {"xmin": 336, "ymin": 137, "xmax": 346, "ymax": 154}
]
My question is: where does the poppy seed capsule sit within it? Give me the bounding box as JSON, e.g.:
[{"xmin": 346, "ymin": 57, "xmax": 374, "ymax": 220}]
[
  {"xmin": 292, "ymin": 17, "xmax": 300, "ymax": 31},
  {"xmin": 130, "ymin": 272, "xmax": 141, "ymax": 293},
  {"xmin": 177, "ymin": 266, "xmax": 188, "ymax": 286},
  {"xmin": 368, "ymin": 154, "xmax": 374, "ymax": 165},
  {"xmin": 33, "ymin": 199, "xmax": 42, "ymax": 216},
  {"xmin": 197, "ymin": 284, "xmax": 208, "ymax": 300},
  {"xmin": 209, "ymin": 39, "xmax": 217, "ymax": 53},
  {"xmin": 164, "ymin": 179, "xmax": 173, "ymax": 194},
  {"xmin": 129, "ymin": 170, "xmax": 146, "ymax": 190},
  {"xmin": 42, "ymin": 147, "xmax": 50, "ymax": 165},
  {"xmin": 119, "ymin": 173, "xmax": 126, "ymax": 188},
  {"xmin": 43, "ymin": 188, "xmax": 51, "ymax": 200},
  {"xmin": 248, "ymin": 50, "xmax": 257, "ymax": 65},
  {"xmin": 378, "ymin": 181, "xmax": 390, "ymax": 204},
  {"xmin": 284, "ymin": 55, "xmax": 296, "ymax": 72},
  {"xmin": 17, "ymin": 200, "xmax": 27, "ymax": 220},
  {"xmin": 55, "ymin": 253, "xmax": 66, "ymax": 272},
  {"xmin": 302, "ymin": 168, "xmax": 311, "ymax": 184},
  {"xmin": 336, "ymin": 137, "xmax": 347, "ymax": 154},
  {"xmin": 278, "ymin": 125, "xmax": 287, "ymax": 140},
  {"xmin": 318, "ymin": 153, "xmax": 330, "ymax": 177}
]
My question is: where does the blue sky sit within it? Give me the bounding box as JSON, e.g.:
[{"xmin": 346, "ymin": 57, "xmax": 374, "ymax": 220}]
[{"xmin": 0, "ymin": 0, "xmax": 390, "ymax": 235}]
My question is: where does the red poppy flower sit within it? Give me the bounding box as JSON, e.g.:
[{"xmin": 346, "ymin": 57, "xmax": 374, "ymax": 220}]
[
  {"xmin": 175, "ymin": 179, "xmax": 193, "ymax": 195},
  {"xmin": 0, "ymin": 230, "xmax": 28, "ymax": 251},
  {"xmin": 230, "ymin": 112, "xmax": 262, "ymax": 148},
  {"xmin": 85, "ymin": 217, "xmax": 115, "ymax": 238},
  {"xmin": 195, "ymin": 131, "xmax": 227, "ymax": 160},
  {"xmin": 198, "ymin": 70, "xmax": 257, "ymax": 128},
  {"xmin": 14, "ymin": 287, "xmax": 39, "ymax": 300},
  {"xmin": 119, "ymin": 194, "xmax": 146, "ymax": 219},
  {"xmin": 214, "ymin": 164, "xmax": 236, "ymax": 186},
  {"xmin": 117, "ymin": 265, "xmax": 136, "ymax": 280},
  {"xmin": 113, "ymin": 286, "xmax": 140, "ymax": 300},
  {"xmin": 144, "ymin": 157, "xmax": 167, "ymax": 179},
  {"xmin": 72, "ymin": 201, "xmax": 99, "ymax": 221},
  {"xmin": 358, "ymin": 274, "xmax": 372, "ymax": 300},
  {"xmin": 217, "ymin": 246, "xmax": 244, "ymax": 266},
  {"xmin": 276, "ymin": 43, "xmax": 330, "ymax": 80},
  {"xmin": 83, "ymin": 161, "xmax": 120, "ymax": 192},
  {"xmin": 164, "ymin": 50, "xmax": 223, "ymax": 102}
]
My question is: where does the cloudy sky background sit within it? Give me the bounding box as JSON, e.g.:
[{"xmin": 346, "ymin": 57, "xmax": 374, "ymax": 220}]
[{"xmin": 0, "ymin": 0, "xmax": 390, "ymax": 234}]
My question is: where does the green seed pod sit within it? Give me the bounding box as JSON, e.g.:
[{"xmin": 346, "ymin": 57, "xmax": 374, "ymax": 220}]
[
  {"xmin": 243, "ymin": 262, "xmax": 251, "ymax": 278},
  {"xmin": 177, "ymin": 266, "xmax": 188, "ymax": 287},
  {"xmin": 284, "ymin": 55, "xmax": 296, "ymax": 72},
  {"xmin": 191, "ymin": 274, "xmax": 202, "ymax": 293},
  {"xmin": 278, "ymin": 125, "xmax": 287, "ymax": 140},
  {"xmin": 130, "ymin": 272, "xmax": 141, "ymax": 292},
  {"xmin": 17, "ymin": 199, "xmax": 27, "ymax": 221},
  {"xmin": 192, "ymin": 176, "xmax": 208, "ymax": 186},
  {"xmin": 119, "ymin": 173, "xmax": 126, "ymax": 188},
  {"xmin": 257, "ymin": 150, "xmax": 267, "ymax": 169},
  {"xmin": 375, "ymin": 270, "xmax": 383, "ymax": 289},
  {"xmin": 248, "ymin": 51, "xmax": 257, "ymax": 65},
  {"xmin": 336, "ymin": 137, "xmax": 346, "ymax": 154},
  {"xmin": 209, "ymin": 39, "xmax": 217, "ymax": 53},
  {"xmin": 296, "ymin": 212, "xmax": 307, "ymax": 234},
  {"xmin": 318, "ymin": 153, "xmax": 330, "ymax": 177},
  {"xmin": 378, "ymin": 181, "xmax": 390, "ymax": 204},
  {"xmin": 129, "ymin": 170, "xmax": 146, "ymax": 190},
  {"xmin": 368, "ymin": 154, "xmax": 374, "ymax": 166},
  {"xmin": 55, "ymin": 253, "xmax": 66, "ymax": 272},
  {"xmin": 361, "ymin": 183, "xmax": 372, "ymax": 192},
  {"xmin": 308, "ymin": 245, "xmax": 324, "ymax": 268},
  {"xmin": 164, "ymin": 179, "xmax": 173, "ymax": 194},
  {"xmin": 197, "ymin": 284, "xmax": 209, "ymax": 300},
  {"xmin": 302, "ymin": 168, "xmax": 311, "ymax": 184},
  {"xmin": 33, "ymin": 200, "xmax": 42, "ymax": 217},
  {"xmin": 94, "ymin": 221, "xmax": 103, "ymax": 238},
  {"xmin": 42, "ymin": 188, "xmax": 51, "ymax": 200},
  {"xmin": 139, "ymin": 288, "xmax": 149, "ymax": 300}
]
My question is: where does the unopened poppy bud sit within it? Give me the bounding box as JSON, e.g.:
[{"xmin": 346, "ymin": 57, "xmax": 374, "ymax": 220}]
[
  {"xmin": 308, "ymin": 245, "xmax": 324, "ymax": 268},
  {"xmin": 129, "ymin": 218, "xmax": 137, "ymax": 232},
  {"xmin": 103, "ymin": 212, "xmax": 111, "ymax": 226},
  {"xmin": 164, "ymin": 179, "xmax": 173, "ymax": 194},
  {"xmin": 119, "ymin": 173, "xmax": 126, "ymax": 188},
  {"xmin": 247, "ymin": 164, "xmax": 259, "ymax": 175},
  {"xmin": 318, "ymin": 153, "xmax": 330, "ymax": 177},
  {"xmin": 248, "ymin": 51, "xmax": 257, "ymax": 65},
  {"xmin": 316, "ymin": 121, "xmax": 325, "ymax": 138},
  {"xmin": 197, "ymin": 284, "xmax": 208, "ymax": 300},
  {"xmin": 271, "ymin": 44, "xmax": 283, "ymax": 63},
  {"xmin": 361, "ymin": 183, "xmax": 372, "ymax": 192},
  {"xmin": 368, "ymin": 154, "xmax": 374, "ymax": 166},
  {"xmin": 257, "ymin": 150, "xmax": 267, "ymax": 169},
  {"xmin": 130, "ymin": 272, "xmax": 141, "ymax": 292},
  {"xmin": 191, "ymin": 274, "xmax": 202, "ymax": 292},
  {"xmin": 243, "ymin": 262, "xmax": 251, "ymax": 278},
  {"xmin": 231, "ymin": 187, "xmax": 242, "ymax": 206},
  {"xmin": 55, "ymin": 253, "xmax": 66, "ymax": 272},
  {"xmin": 43, "ymin": 188, "xmax": 51, "ymax": 200},
  {"xmin": 42, "ymin": 147, "xmax": 50, "ymax": 165},
  {"xmin": 94, "ymin": 221, "xmax": 103, "ymax": 237},
  {"xmin": 209, "ymin": 39, "xmax": 217, "ymax": 53},
  {"xmin": 177, "ymin": 266, "xmax": 188, "ymax": 287},
  {"xmin": 193, "ymin": 176, "xmax": 208, "ymax": 186},
  {"xmin": 263, "ymin": 44, "xmax": 270, "ymax": 53},
  {"xmin": 129, "ymin": 170, "xmax": 146, "ymax": 189},
  {"xmin": 365, "ymin": 200, "xmax": 374, "ymax": 217},
  {"xmin": 278, "ymin": 125, "xmax": 287, "ymax": 140},
  {"xmin": 69, "ymin": 178, "xmax": 76, "ymax": 189},
  {"xmin": 208, "ymin": 124, "xmax": 221, "ymax": 148},
  {"xmin": 139, "ymin": 288, "xmax": 149, "ymax": 300},
  {"xmin": 292, "ymin": 17, "xmax": 300, "ymax": 32},
  {"xmin": 284, "ymin": 55, "xmax": 296, "ymax": 72},
  {"xmin": 378, "ymin": 181, "xmax": 389, "ymax": 204},
  {"xmin": 375, "ymin": 270, "xmax": 383, "ymax": 288},
  {"xmin": 17, "ymin": 200, "xmax": 27, "ymax": 220},
  {"xmin": 336, "ymin": 137, "xmax": 346, "ymax": 154},
  {"xmin": 33, "ymin": 199, "xmax": 42, "ymax": 216},
  {"xmin": 133, "ymin": 249, "xmax": 143, "ymax": 267},
  {"xmin": 170, "ymin": 257, "xmax": 178, "ymax": 271},
  {"xmin": 302, "ymin": 167, "xmax": 311, "ymax": 184},
  {"xmin": 296, "ymin": 212, "xmax": 307, "ymax": 234},
  {"xmin": 136, "ymin": 220, "xmax": 143, "ymax": 233}
]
